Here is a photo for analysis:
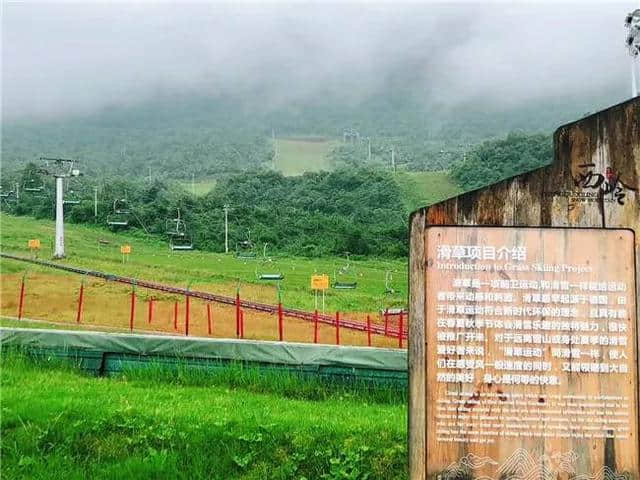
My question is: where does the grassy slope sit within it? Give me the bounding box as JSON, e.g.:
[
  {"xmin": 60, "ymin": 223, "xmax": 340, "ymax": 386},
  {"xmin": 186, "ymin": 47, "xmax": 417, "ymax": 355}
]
[
  {"xmin": 0, "ymin": 214, "xmax": 407, "ymax": 313},
  {"xmin": 394, "ymin": 171, "xmax": 462, "ymax": 213},
  {"xmin": 0, "ymin": 354, "xmax": 407, "ymax": 479},
  {"xmin": 177, "ymin": 179, "xmax": 218, "ymax": 196},
  {"xmin": 274, "ymin": 138, "xmax": 334, "ymax": 176}
]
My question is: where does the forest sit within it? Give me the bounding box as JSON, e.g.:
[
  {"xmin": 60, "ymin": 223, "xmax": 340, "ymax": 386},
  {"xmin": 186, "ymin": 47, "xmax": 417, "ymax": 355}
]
[
  {"xmin": 4, "ymin": 166, "xmax": 408, "ymax": 258},
  {"xmin": 0, "ymin": 85, "xmax": 587, "ymax": 259},
  {"xmin": 1, "ymin": 130, "xmax": 554, "ymax": 259},
  {"xmin": 450, "ymin": 133, "xmax": 553, "ymax": 191},
  {"xmin": 1, "ymin": 86, "xmax": 602, "ymax": 181}
]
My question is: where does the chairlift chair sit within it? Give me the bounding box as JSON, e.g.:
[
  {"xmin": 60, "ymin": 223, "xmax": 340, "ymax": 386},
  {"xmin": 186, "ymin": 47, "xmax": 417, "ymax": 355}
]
[
  {"xmin": 64, "ymin": 188, "xmax": 81, "ymax": 205},
  {"xmin": 23, "ymin": 177, "xmax": 45, "ymax": 193},
  {"xmin": 255, "ymin": 243, "xmax": 284, "ymax": 280},
  {"xmin": 63, "ymin": 177, "xmax": 85, "ymax": 205},
  {"xmin": 0, "ymin": 184, "xmax": 17, "ymax": 203},
  {"xmin": 333, "ymin": 280, "xmax": 357, "ymax": 290},
  {"xmin": 0, "ymin": 186, "xmax": 13, "ymax": 199},
  {"xmin": 166, "ymin": 208, "xmax": 187, "ymax": 236},
  {"xmin": 384, "ymin": 270, "xmax": 395, "ymax": 294},
  {"xmin": 107, "ymin": 198, "xmax": 130, "ymax": 227},
  {"xmin": 235, "ymin": 232, "xmax": 256, "ymax": 259},
  {"xmin": 166, "ymin": 209, "xmax": 194, "ymax": 251},
  {"xmin": 332, "ymin": 253, "xmax": 358, "ymax": 290},
  {"xmin": 170, "ymin": 234, "xmax": 194, "ymax": 251}
]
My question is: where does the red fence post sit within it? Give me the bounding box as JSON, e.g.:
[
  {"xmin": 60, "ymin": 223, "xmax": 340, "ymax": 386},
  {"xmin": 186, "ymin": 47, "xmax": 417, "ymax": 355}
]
[
  {"xmin": 129, "ymin": 287, "xmax": 136, "ymax": 333},
  {"xmin": 366, "ymin": 315, "xmax": 372, "ymax": 347},
  {"xmin": 207, "ymin": 303, "xmax": 212, "ymax": 335},
  {"xmin": 398, "ymin": 312, "xmax": 404, "ymax": 348},
  {"xmin": 335, "ymin": 311, "xmax": 340, "ymax": 345},
  {"xmin": 185, "ymin": 294, "xmax": 190, "ymax": 337},
  {"xmin": 147, "ymin": 297, "xmax": 154, "ymax": 324},
  {"xmin": 313, "ymin": 310, "xmax": 319, "ymax": 344},
  {"xmin": 173, "ymin": 300, "xmax": 178, "ymax": 331},
  {"xmin": 240, "ymin": 309, "xmax": 244, "ymax": 339},
  {"xmin": 278, "ymin": 302, "xmax": 283, "ymax": 341},
  {"xmin": 76, "ymin": 281, "xmax": 85, "ymax": 324},
  {"xmin": 17, "ymin": 274, "xmax": 26, "ymax": 320},
  {"xmin": 384, "ymin": 308, "xmax": 389, "ymax": 336},
  {"xmin": 236, "ymin": 292, "xmax": 241, "ymax": 338}
]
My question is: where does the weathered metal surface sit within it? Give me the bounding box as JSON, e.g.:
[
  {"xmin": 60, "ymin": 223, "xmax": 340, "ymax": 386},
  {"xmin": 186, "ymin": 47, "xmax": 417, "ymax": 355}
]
[{"xmin": 409, "ymin": 97, "xmax": 640, "ymax": 479}]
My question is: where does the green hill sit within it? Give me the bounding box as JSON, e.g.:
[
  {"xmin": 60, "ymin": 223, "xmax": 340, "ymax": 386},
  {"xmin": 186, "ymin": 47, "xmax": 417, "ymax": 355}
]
[
  {"xmin": 393, "ymin": 171, "xmax": 462, "ymax": 212},
  {"xmin": 1, "ymin": 87, "xmax": 616, "ymax": 183},
  {"xmin": 274, "ymin": 138, "xmax": 334, "ymax": 176}
]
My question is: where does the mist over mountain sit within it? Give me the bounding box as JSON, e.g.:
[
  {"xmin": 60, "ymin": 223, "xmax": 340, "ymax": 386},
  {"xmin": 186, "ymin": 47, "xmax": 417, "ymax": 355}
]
[
  {"xmin": 1, "ymin": 2, "xmax": 634, "ymax": 177},
  {"xmin": 3, "ymin": 2, "xmax": 632, "ymax": 120},
  {"xmin": 1, "ymin": 1, "xmax": 635, "ymax": 260}
]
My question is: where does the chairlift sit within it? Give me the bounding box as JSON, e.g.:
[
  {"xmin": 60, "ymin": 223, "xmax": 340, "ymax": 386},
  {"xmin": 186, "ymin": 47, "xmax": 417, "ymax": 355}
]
[
  {"xmin": 256, "ymin": 243, "xmax": 284, "ymax": 280},
  {"xmin": 0, "ymin": 186, "xmax": 15, "ymax": 204},
  {"xmin": 63, "ymin": 188, "xmax": 81, "ymax": 205},
  {"xmin": 63, "ymin": 176, "xmax": 86, "ymax": 205},
  {"xmin": 166, "ymin": 208, "xmax": 194, "ymax": 251},
  {"xmin": 333, "ymin": 253, "xmax": 358, "ymax": 290},
  {"xmin": 170, "ymin": 234, "xmax": 194, "ymax": 251},
  {"xmin": 23, "ymin": 177, "xmax": 45, "ymax": 193},
  {"xmin": 385, "ymin": 270, "xmax": 395, "ymax": 294},
  {"xmin": 0, "ymin": 186, "xmax": 13, "ymax": 199},
  {"xmin": 107, "ymin": 198, "xmax": 130, "ymax": 227},
  {"xmin": 165, "ymin": 208, "xmax": 187, "ymax": 236},
  {"xmin": 235, "ymin": 231, "xmax": 256, "ymax": 259}
]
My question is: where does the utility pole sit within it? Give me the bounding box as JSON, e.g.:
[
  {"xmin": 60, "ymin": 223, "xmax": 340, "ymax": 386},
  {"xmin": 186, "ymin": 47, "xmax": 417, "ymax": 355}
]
[
  {"xmin": 93, "ymin": 186, "xmax": 98, "ymax": 220},
  {"xmin": 391, "ymin": 146, "xmax": 396, "ymax": 173},
  {"xmin": 40, "ymin": 157, "xmax": 81, "ymax": 259},
  {"xmin": 367, "ymin": 137, "xmax": 371, "ymax": 163},
  {"xmin": 14, "ymin": 182, "xmax": 19, "ymax": 202},
  {"xmin": 223, "ymin": 204, "xmax": 230, "ymax": 253},
  {"xmin": 272, "ymin": 128, "xmax": 277, "ymax": 169},
  {"xmin": 55, "ymin": 177, "xmax": 64, "ymax": 256}
]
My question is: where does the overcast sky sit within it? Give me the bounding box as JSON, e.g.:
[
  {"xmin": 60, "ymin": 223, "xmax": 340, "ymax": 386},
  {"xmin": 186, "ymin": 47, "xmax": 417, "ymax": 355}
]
[{"xmin": 1, "ymin": 1, "xmax": 636, "ymax": 122}]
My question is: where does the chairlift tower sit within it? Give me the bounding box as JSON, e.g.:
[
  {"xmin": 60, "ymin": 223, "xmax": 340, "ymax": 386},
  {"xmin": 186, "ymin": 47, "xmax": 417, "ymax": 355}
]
[
  {"xmin": 625, "ymin": 7, "xmax": 640, "ymax": 97},
  {"xmin": 40, "ymin": 157, "xmax": 81, "ymax": 258}
]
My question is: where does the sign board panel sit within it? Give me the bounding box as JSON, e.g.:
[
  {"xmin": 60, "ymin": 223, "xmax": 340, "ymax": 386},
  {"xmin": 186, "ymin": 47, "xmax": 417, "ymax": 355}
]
[
  {"xmin": 28, "ymin": 239, "xmax": 41, "ymax": 249},
  {"xmin": 311, "ymin": 274, "xmax": 329, "ymax": 290},
  {"xmin": 120, "ymin": 245, "xmax": 131, "ymax": 254},
  {"xmin": 423, "ymin": 226, "xmax": 638, "ymax": 480}
]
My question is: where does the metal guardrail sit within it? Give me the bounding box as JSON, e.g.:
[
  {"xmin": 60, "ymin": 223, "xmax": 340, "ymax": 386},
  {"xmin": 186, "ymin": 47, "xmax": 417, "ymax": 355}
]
[{"xmin": 0, "ymin": 252, "xmax": 408, "ymax": 339}]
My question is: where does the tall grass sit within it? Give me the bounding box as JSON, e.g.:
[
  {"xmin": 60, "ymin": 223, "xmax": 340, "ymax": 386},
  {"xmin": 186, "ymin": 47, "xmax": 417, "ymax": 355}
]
[
  {"xmin": 121, "ymin": 359, "xmax": 407, "ymax": 405},
  {"xmin": 1, "ymin": 350, "xmax": 408, "ymax": 479}
]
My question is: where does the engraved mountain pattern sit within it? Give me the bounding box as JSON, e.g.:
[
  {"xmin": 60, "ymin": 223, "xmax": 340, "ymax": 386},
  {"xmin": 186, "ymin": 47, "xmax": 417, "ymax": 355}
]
[
  {"xmin": 439, "ymin": 449, "xmax": 631, "ymax": 480},
  {"xmin": 496, "ymin": 448, "xmax": 537, "ymax": 478}
]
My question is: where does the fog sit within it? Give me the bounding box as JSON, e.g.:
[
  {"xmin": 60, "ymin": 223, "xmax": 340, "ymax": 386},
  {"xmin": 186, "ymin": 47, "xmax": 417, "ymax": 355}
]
[{"xmin": 1, "ymin": 1, "xmax": 635, "ymax": 122}]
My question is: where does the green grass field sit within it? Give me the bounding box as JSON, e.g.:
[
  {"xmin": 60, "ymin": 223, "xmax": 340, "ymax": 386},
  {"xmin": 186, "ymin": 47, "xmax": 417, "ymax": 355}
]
[
  {"xmin": 0, "ymin": 214, "xmax": 407, "ymax": 313},
  {"xmin": 274, "ymin": 138, "xmax": 334, "ymax": 176},
  {"xmin": 394, "ymin": 171, "xmax": 462, "ymax": 213},
  {"xmin": 0, "ymin": 352, "xmax": 407, "ymax": 479},
  {"xmin": 178, "ymin": 179, "xmax": 218, "ymax": 196}
]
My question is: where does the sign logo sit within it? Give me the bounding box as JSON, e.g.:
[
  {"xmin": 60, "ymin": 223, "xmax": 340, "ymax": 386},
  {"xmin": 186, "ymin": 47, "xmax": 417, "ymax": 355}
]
[
  {"xmin": 546, "ymin": 164, "xmax": 637, "ymax": 210},
  {"xmin": 572, "ymin": 163, "xmax": 637, "ymax": 206}
]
